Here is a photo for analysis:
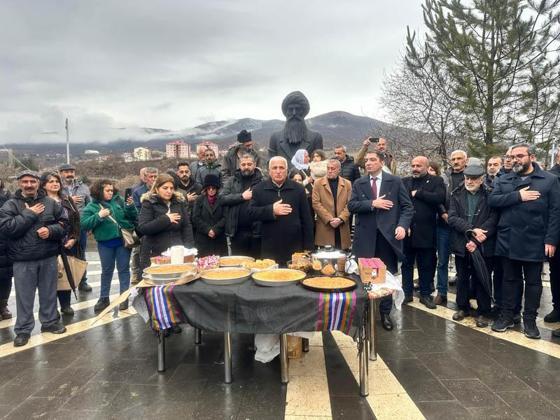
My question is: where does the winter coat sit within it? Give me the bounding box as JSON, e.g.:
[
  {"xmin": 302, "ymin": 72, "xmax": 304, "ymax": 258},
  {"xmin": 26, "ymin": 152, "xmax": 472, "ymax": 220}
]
[
  {"xmin": 401, "ymin": 174, "xmax": 446, "ymax": 249},
  {"xmin": 195, "ymin": 162, "xmax": 223, "ymax": 187},
  {"xmin": 489, "ymin": 163, "xmax": 560, "ymax": 262},
  {"xmin": 0, "ymin": 189, "xmax": 68, "ymax": 262},
  {"xmin": 61, "ymin": 180, "xmax": 91, "ymax": 213},
  {"xmin": 132, "ymin": 184, "xmax": 149, "ymax": 211},
  {"xmin": 339, "ymin": 156, "xmax": 361, "ymax": 184},
  {"xmin": 137, "ymin": 193, "xmax": 194, "ymax": 270},
  {"xmin": 81, "ymin": 195, "xmax": 138, "ymax": 242},
  {"xmin": 222, "ymin": 145, "xmax": 263, "ymax": 179},
  {"xmin": 248, "ymin": 178, "xmax": 314, "ymax": 264},
  {"xmin": 0, "ymin": 190, "xmax": 12, "ymax": 277},
  {"xmin": 348, "ymin": 173, "xmax": 413, "ymax": 259},
  {"xmin": 312, "ymin": 176, "xmax": 352, "ymax": 249},
  {"xmin": 448, "ymin": 185, "xmax": 498, "ymax": 257},
  {"xmin": 549, "ymin": 163, "xmax": 560, "ymax": 178},
  {"xmin": 220, "ymin": 168, "xmax": 263, "ymax": 237},
  {"xmin": 192, "ymin": 194, "xmax": 227, "ymax": 257},
  {"xmin": 167, "ymin": 171, "xmax": 202, "ymax": 221}
]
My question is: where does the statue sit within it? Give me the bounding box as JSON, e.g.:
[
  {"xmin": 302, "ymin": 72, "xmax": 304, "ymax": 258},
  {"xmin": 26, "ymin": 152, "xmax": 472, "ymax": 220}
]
[{"xmin": 268, "ymin": 91, "xmax": 324, "ymax": 164}]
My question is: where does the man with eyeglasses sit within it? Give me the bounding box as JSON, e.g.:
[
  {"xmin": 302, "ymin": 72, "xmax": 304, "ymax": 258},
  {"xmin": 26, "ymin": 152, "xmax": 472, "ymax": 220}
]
[
  {"xmin": 489, "ymin": 143, "xmax": 560, "ymax": 339},
  {"xmin": 500, "ymin": 147, "xmax": 514, "ymax": 175}
]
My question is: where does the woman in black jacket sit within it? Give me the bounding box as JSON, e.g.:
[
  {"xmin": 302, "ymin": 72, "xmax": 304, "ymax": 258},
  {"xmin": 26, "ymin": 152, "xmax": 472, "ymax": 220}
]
[
  {"xmin": 192, "ymin": 174, "xmax": 227, "ymax": 257},
  {"xmin": 0, "ymin": 179, "xmax": 12, "ymax": 319},
  {"xmin": 137, "ymin": 174, "xmax": 195, "ymax": 271}
]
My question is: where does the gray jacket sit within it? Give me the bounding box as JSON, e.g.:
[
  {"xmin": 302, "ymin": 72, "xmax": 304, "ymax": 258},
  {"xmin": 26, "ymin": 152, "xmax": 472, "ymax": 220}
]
[{"xmin": 62, "ymin": 180, "xmax": 91, "ymax": 213}]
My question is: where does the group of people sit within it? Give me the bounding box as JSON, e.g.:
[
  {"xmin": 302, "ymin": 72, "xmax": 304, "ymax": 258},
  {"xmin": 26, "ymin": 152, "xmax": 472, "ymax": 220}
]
[{"xmin": 0, "ymin": 89, "xmax": 559, "ymax": 349}]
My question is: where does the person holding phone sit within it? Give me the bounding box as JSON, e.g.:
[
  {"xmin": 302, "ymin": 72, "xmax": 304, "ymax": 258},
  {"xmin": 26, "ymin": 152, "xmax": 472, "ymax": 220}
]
[
  {"xmin": 356, "ymin": 137, "xmax": 397, "ymax": 174},
  {"xmin": 81, "ymin": 180, "xmax": 137, "ymax": 313}
]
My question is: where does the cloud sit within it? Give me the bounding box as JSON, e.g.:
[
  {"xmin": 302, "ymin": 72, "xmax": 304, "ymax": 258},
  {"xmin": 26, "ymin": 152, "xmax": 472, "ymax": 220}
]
[{"xmin": 0, "ymin": 0, "xmax": 424, "ymax": 143}]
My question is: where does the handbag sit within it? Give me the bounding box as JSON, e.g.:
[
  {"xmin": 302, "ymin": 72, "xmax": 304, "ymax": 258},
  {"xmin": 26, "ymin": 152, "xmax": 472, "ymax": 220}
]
[
  {"xmin": 57, "ymin": 255, "xmax": 88, "ymax": 291},
  {"xmin": 105, "ymin": 211, "xmax": 141, "ymax": 249}
]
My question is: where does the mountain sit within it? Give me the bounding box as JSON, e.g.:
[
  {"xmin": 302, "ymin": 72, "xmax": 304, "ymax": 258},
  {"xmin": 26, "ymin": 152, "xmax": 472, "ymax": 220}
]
[{"xmin": 6, "ymin": 111, "xmax": 407, "ymax": 156}]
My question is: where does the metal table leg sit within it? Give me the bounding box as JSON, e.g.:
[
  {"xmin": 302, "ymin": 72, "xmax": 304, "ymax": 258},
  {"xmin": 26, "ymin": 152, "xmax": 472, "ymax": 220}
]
[
  {"xmin": 194, "ymin": 328, "xmax": 202, "ymax": 345},
  {"xmin": 224, "ymin": 332, "xmax": 232, "ymax": 383},
  {"xmin": 359, "ymin": 323, "xmax": 369, "ymax": 397},
  {"xmin": 280, "ymin": 334, "xmax": 289, "ymax": 384},
  {"xmin": 157, "ymin": 331, "xmax": 166, "ymax": 372},
  {"xmin": 302, "ymin": 337, "xmax": 309, "ymax": 352},
  {"xmin": 368, "ymin": 297, "xmax": 378, "ymax": 361}
]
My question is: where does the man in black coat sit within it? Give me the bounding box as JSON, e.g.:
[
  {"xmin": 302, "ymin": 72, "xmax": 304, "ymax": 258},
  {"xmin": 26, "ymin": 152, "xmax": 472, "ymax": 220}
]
[
  {"xmin": 248, "ymin": 156, "xmax": 314, "ymax": 265},
  {"xmin": 268, "ymin": 91, "xmax": 323, "ymax": 165},
  {"xmin": 0, "ymin": 181, "xmax": 12, "ymax": 320},
  {"xmin": 0, "ymin": 170, "xmax": 69, "ymax": 347},
  {"xmin": 448, "ymin": 163, "xmax": 498, "ymax": 327},
  {"xmin": 221, "ymin": 154, "xmax": 264, "ymax": 258},
  {"xmin": 401, "ymin": 156, "xmax": 446, "ymax": 309},
  {"xmin": 489, "ymin": 143, "xmax": 560, "ymax": 339},
  {"xmin": 546, "ymin": 150, "xmax": 560, "ymax": 336},
  {"xmin": 334, "ymin": 145, "xmax": 360, "ymax": 184},
  {"xmin": 348, "ymin": 151, "xmax": 413, "ymax": 330}
]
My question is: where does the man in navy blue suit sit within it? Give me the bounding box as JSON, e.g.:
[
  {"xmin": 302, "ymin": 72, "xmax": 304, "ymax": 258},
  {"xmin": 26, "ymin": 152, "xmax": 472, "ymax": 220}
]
[{"xmin": 349, "ymin": 151, "xmax": 413, "ymax": 331}]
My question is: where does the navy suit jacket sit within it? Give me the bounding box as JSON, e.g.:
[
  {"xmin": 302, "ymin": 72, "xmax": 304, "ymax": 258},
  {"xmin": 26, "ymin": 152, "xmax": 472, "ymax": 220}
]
[{"xmin": 348, "ymin": 173, "xmax": 413, "ymax": 259}]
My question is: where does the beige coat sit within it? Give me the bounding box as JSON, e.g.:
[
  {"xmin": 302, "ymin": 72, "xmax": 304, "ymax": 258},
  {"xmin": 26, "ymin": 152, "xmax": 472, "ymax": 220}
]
[{"xmin": 312, "ymin": 176, "xmax": 352, "ymax": 250}]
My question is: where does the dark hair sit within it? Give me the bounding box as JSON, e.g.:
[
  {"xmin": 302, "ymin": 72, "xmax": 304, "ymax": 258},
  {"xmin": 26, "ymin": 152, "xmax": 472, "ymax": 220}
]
[
  {"xmin": 511, "ymin": 143, "xmax": 536, "ymax": 155},
  {"xmin": 289, "ymin": 168, "xmax": 305, "ymax": 180},
  {"xmin": 90, "ymin": 179, "xmax": 119, "ymax": 202},
  {"xmin": 312, "ymin": 149, "xmax": 326, "ymax": 161},
  {"xmin": 428, "ymin": 161, "xmax": 441, "ymax": 176},
  {"xmin": 177, "ymin": 162, "xmax": 190, "ymax": 169},
  {"xmin": 365, "ymin": 150, "xmax": 385, "ymax": 162},
  {"xmin": 40, "ymin": 172, "xmax": 65, "ymax": 199}
]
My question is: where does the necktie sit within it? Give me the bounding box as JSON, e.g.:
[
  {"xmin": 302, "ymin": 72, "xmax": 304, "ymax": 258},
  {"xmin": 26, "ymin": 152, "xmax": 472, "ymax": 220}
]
[{"xmin": 371, "ymin": 176, "xmax": 377, "ymax": 199}]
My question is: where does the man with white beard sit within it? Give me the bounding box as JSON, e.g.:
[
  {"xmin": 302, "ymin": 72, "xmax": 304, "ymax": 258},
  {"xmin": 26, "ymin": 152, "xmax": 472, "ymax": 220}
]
[
  {"xmin": 448, "ymin": 162, "xmax": 498, "ymax": 328},
  {"xmin": 268, "ymin": 91, "xmax": 323, "ymax": 166}
]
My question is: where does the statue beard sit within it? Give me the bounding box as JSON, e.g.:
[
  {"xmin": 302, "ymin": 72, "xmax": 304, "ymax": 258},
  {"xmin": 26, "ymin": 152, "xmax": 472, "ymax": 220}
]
[{"xmin": 284, "ymin": 117, "xmax": 307, "ymax": 145}]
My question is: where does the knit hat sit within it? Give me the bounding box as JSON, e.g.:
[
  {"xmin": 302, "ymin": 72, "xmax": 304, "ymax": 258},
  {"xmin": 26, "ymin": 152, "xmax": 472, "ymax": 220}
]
[
  {"xmin": 203, "ymin": 174, "xmax": 220, "ymax": 189},
  {"xmin": 237, "ymin": 130, "xmax": 252, "ymax": 143}
]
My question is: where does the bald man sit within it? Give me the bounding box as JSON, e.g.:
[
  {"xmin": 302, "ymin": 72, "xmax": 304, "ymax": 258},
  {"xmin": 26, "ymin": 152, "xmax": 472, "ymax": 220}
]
[{"xmin": 401, "ymin": 156, "xmax": 446, "ymax": 308}]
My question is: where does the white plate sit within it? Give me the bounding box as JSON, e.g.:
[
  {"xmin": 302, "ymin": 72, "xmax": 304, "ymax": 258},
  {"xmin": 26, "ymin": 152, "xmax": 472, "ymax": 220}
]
[{"xmin": 143, "ymin": 274, "xmax": 183, "ymax": 285}]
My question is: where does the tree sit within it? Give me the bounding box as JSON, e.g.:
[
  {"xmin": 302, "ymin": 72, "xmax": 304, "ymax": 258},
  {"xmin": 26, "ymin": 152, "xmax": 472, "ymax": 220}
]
[
  {"xmin": 405, "ymin": 0, "xmax": 560, "ymax": 155},
  {"xmin": 380, "ymin": 56, "xmax": 466, "ymax": 163}
]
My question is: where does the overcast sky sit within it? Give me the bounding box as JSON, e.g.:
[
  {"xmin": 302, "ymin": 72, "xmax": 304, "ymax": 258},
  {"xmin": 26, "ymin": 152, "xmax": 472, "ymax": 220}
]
[{"xmin": 0, "ymin": 1, "xmax": 425, "ymax": 143}]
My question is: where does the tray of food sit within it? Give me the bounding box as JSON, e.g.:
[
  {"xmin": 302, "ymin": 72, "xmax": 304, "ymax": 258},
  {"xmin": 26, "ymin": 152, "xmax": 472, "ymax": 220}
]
[
  {"xmin": 252, "ymin": 268, "xmax": 306, "ymax": 287},
  {"xmin": 200, "ymin": 267, "xmax": 252, "ymax": 285},
  {"xmin": 219, "ymin": 256, "xmax": 255, "ymax": 267},
  {"xmin": 242, "ymin": 258, "xmax": 278, "ymax": 272},
  {"xmin": 144, "ymin": 263, "xmax": 197, "ymax": 279},
  {"xmin": 301, "ymin": 276, "xmax": 357, "ymax": 292}
]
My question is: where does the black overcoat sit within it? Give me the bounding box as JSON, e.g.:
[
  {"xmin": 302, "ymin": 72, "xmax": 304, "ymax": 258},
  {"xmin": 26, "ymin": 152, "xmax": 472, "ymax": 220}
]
[
  {"xmin": 0, "ymin": 191, "xmax": 12, "ymax": 279},
  {"xmin": 402, "ymin": 174, "xmax": 446, "ymax": 249},
  {"xmin": 489, "ymin": 164, "xmax": 560, "ymax": 262},
  {"xmin": 448, "ymin": 185, "xmax": 498, "ymax": 257},
  {"xmin": 191, "ymin": 195, "xmax": 227, "ymax": 257},
  {"xmin": 348, "ymin": 173, "xmax": 413, "ymax": 259},
  {"xmin": 137, "ymin": 193, "xmax": 194, "ymax": 270},
  {"xmin": 248, "ymin": 179, "xmax": 314, "ymax": 264}
]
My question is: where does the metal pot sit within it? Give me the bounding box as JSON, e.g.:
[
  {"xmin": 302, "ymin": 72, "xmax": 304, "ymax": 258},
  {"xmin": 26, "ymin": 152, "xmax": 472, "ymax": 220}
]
[{"xmin": 311, "ymin": 246, "xmax": 348, "ymax": 273}]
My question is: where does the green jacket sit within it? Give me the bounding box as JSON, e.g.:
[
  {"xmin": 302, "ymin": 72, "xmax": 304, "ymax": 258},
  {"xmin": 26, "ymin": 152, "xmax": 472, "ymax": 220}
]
[{"xmin": 81, "ymin": 195, "xmax": 138, "ymax": 242}]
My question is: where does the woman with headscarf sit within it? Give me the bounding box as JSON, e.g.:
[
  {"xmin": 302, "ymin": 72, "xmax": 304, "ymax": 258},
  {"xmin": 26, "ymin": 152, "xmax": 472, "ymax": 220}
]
[
  {"xmin": 40, "ymin": 172, "xmax": 81, "ymax": 316},
  {"xmin": 192, "ymin": 174, "xmax": 227, "ymax": 257}
]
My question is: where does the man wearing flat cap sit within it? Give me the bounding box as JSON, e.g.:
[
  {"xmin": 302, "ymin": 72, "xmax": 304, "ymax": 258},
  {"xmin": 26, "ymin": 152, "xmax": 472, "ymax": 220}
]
[
  {"xmin": 0, "ymin": 170, "xmax": 69, "ymax": 347},
  {"xmin": 222, "ymin": 129, "xmax": 262, "ymax": 180},
  {"xmin": 448, "ymin": 162, "xmax": 498, "ymax": 328},
  {"xmin": 269, "ymin": 91, "xmax": 324, "ymax": 166}
]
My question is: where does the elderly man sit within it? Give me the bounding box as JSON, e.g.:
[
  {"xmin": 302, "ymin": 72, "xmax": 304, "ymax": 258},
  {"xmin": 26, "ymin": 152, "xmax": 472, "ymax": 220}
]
[
  {"xmin": 221, "ymin": 154, "xmax": 264, "ymax": 258},
  {"xmin": 268, "ymin": 91, "xmax": 324, "ymax": 163},
  {"xmin": 401, "ymin": 156, "xmax": 446, "ymax": 308},
  {"xmin": 448, "ymin": 162, "xmax": 498, "ymax": 327},
  {"xmin": 349, "ymin": 151, "xmax": 413, "ymax": 330},
  {"xmin": 333, "ymin": 145, "xmax": 360, "ymax": 184},
  {"xmin": 191, "ymin": 147, "xmax": 208, "ymax": 183},
  {"xmin": 490, "ymin": 143, "xmax": 560, "ymax": 339},
  {"xmin": 59, "ymin": 163, "xmax": 92, "ymax": 292},
  {"xmin": 248, "ymin": 156, "xmax": 314, "ymax": 265},
  {"xmin": 312, "ymin": 159, "xmax": 352, "ymax": 250},
  {"xmin": 0, "ymin": 170, "xmax": 69, "ymax": 347},
  {"xmin": 133, "ymin": 167, "xmax": 158, "ymax": 211},
  {"xmin": 222, "ymin": 130, "xmax": 262, "ymax": 179}
]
